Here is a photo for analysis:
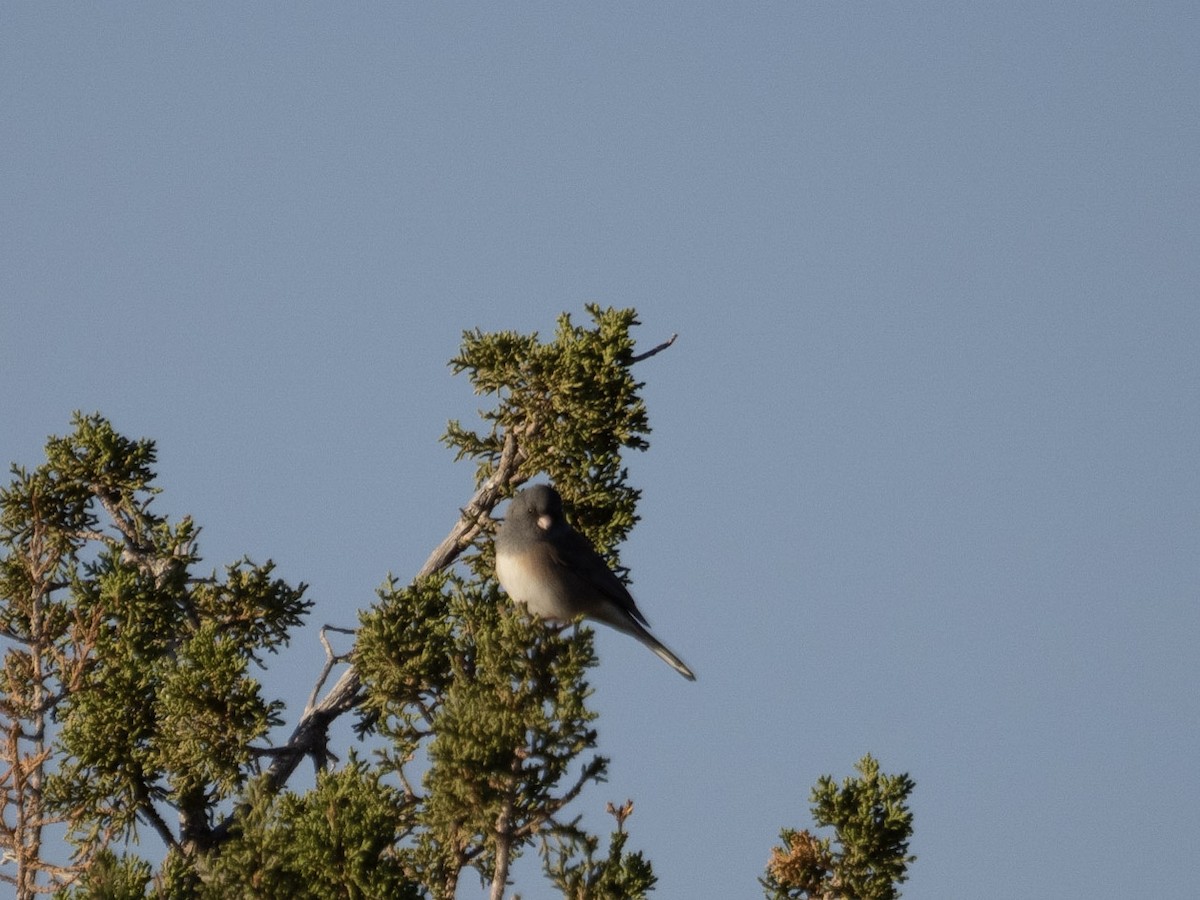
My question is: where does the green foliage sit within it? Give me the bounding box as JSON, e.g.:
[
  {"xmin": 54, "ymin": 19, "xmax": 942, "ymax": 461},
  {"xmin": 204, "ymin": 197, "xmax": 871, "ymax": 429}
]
[
  {"xmin": 446, "ymin": 305, "xmax": 652, "ymax": 562},
  {"xmin": 763, "ymin": 755, "xmax": 915, "ymax": 900},
  {"xmin": 542, "ymin": 802, "xmax": 657, "ymax": 900},
  {"xmin": 356, "ymin": 574, "xmax": 608, "ymax": 896},
  {"xmin": 1, "ymin": 412, "xmax": 311, "ymax": 895},
  {"xmin": 191, "ymin": 760, "xmax": 419, "ymax": 900},
  {"xmin": 63, "ymin": 851, "xmax": 153, "ymax": 900},
  {"xmin": 47, "ymin": 547, "xmax": 310, "ymax": 847}
]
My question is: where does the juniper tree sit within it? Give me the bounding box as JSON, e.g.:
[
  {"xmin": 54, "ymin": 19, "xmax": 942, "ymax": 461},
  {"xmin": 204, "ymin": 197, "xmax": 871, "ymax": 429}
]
[
  {"xmin": 1, "ymin": 307, "xmax": 668, "ymax": 898},
  {"xmin": 2, "ymin": 308, "xmax": 915, "ymax": 898}
]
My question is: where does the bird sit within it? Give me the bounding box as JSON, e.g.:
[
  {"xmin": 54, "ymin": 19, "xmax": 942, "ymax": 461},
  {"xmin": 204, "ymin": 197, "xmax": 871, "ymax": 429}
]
[{"xmin": 494, "ymin": 483, "xmax": 696, "ymax": 681}]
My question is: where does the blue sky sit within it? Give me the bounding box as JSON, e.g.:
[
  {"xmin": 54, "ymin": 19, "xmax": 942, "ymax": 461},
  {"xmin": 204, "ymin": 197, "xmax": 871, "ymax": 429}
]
[{"xmin": 3, "ymin": 4, "xmax": 1198, "ymax": 897}]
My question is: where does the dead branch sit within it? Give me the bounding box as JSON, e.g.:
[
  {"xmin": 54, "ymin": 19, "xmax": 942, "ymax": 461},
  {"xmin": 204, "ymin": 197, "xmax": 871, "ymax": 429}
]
[{"xmin": 630, "ymin": 332, "xmax": 677, "ymax": 363}]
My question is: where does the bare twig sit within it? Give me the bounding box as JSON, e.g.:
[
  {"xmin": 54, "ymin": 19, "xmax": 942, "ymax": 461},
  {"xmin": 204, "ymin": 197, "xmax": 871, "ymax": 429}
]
[
  {"xmin": 416, "ymin": 428, "xmax": 527, "ymax": 579},
  {"xmin": 306, "ymin": 626, "xmax": 355, "ymax": 715},
  {"xmin": 630, "ymin": 332, "xmax": 677, "ymax": 363},
  {"xmin": 506, "ymin": 756, "xmax": 608, "ymax": 845}
]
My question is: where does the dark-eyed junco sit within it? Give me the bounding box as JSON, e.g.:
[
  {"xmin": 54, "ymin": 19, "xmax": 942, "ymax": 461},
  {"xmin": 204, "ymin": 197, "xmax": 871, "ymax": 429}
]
[{"xmin": 494, "ymin": 484, "xmax": 696, "ymax": 681}]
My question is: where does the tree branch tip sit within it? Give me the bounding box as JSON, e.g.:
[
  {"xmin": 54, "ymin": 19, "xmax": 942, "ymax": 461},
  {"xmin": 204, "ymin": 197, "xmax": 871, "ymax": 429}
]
[{"xmin": 630, "ymin": 332, "xmax": 678, "ymax": 363}]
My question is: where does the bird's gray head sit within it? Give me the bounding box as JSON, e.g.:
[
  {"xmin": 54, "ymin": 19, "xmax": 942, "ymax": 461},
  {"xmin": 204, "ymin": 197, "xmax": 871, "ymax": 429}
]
[{"xmin": 507, "ymin": 484, "xmax": 565, "ymax": 534}]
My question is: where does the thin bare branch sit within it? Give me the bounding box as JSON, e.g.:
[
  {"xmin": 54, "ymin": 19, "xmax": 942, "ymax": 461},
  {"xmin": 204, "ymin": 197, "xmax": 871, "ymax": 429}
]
[
  {"xmin": 630, "ymin": 332, "xmax": 677, "ymax": 363},
  {"xmin": 511, "ymin": 757, "xmax": 607, "ymax": 844},
  {"xmin": 416, "ymin": 428, "xmax": 527, "ymax": 579},
  {"xmin": 306, "ymin": 626, "xmax": 352, "ymax": 715}
]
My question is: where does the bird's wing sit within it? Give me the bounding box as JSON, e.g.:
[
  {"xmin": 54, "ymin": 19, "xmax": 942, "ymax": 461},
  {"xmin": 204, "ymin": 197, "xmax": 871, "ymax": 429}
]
[{"xmin": 546, "ymin": 528, "xmax": 653, "ymax": 628}]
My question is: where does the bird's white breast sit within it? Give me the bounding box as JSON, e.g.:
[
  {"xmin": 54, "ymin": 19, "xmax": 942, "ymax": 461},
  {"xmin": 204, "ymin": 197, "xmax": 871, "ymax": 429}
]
[{"xmin": 495, "ymin": 548, "xmax": 571, "ymax": 620}]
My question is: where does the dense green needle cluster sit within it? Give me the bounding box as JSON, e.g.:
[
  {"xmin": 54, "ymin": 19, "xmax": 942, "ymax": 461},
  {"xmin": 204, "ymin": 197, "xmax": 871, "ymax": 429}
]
[
  {"xmin": 762, "ymin": 755, "xmax": 916, "ymax": 900},
  {"xmin": 445, "ymin": 304, "xmax": 652, "ymax": 558},
  {"xmin": 0, "ymin": 414, "xmax": 310, "ymax": 897},
  {"xmin": 356, "ymin": 573, "xmax": 610, "ymax": 896}
]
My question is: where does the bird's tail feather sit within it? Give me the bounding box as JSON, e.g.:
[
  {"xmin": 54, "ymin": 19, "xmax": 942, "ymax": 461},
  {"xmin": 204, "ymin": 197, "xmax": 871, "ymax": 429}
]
[{"xmin": 636, "ymin": 627, "xmax": 696, "ymax": 681}]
